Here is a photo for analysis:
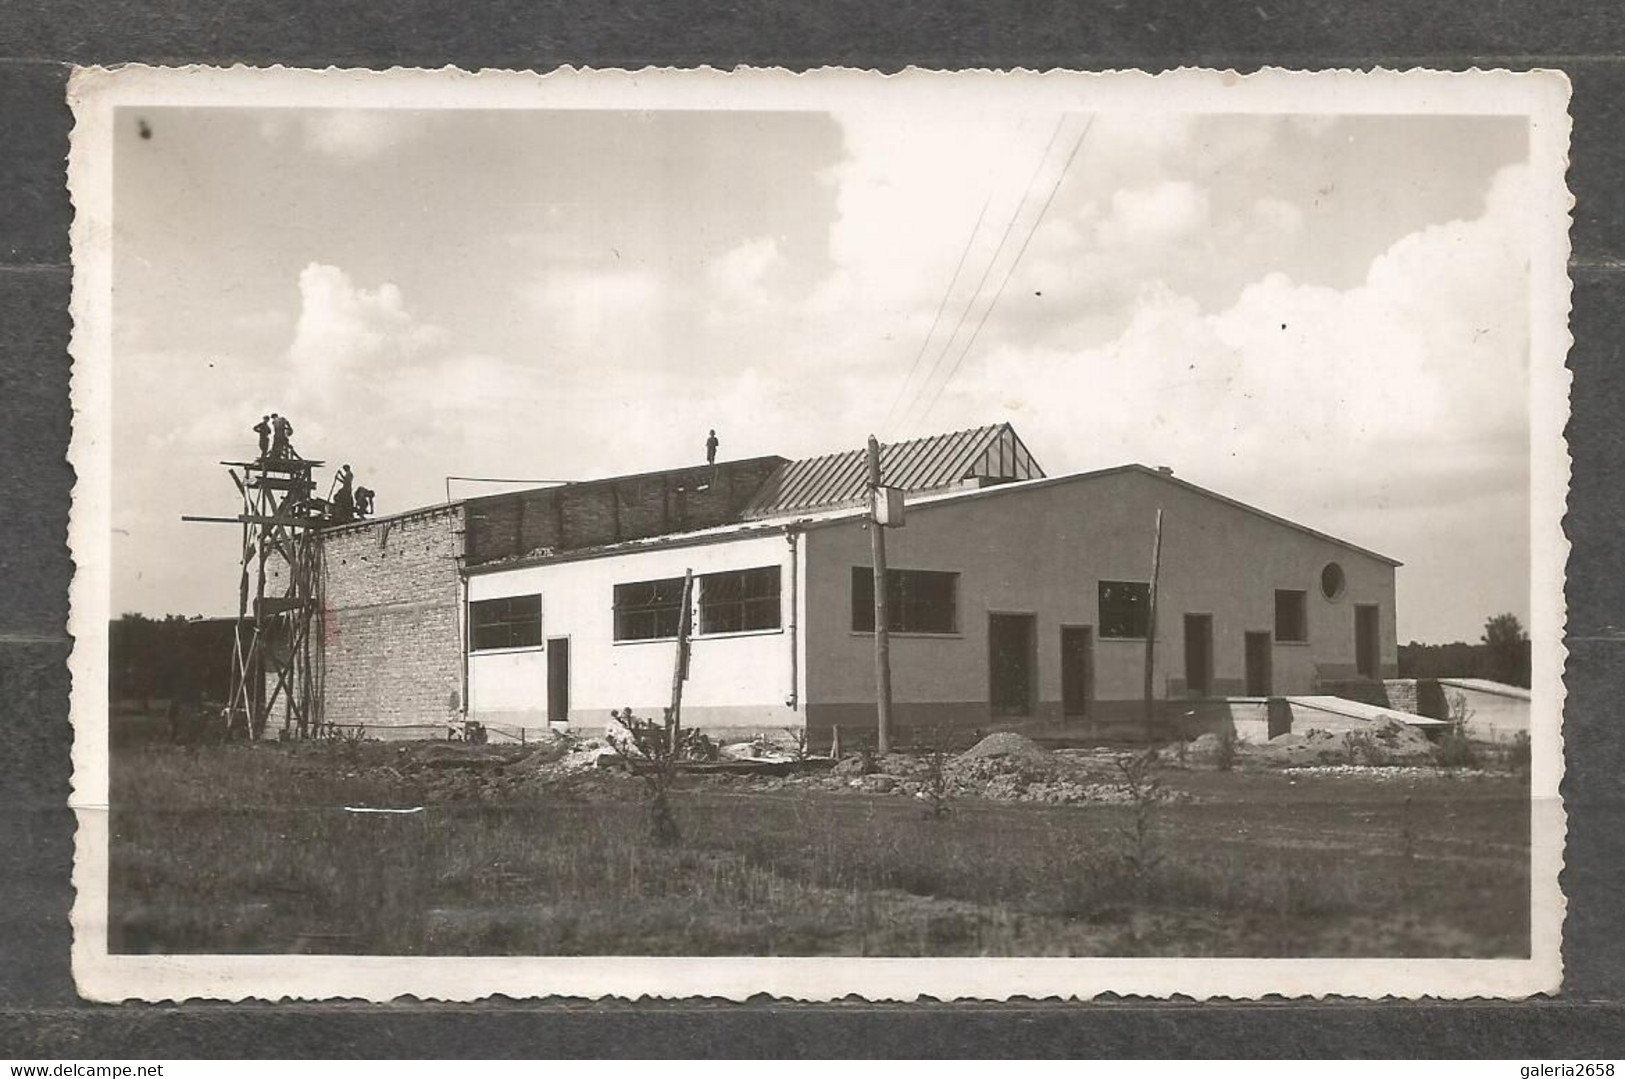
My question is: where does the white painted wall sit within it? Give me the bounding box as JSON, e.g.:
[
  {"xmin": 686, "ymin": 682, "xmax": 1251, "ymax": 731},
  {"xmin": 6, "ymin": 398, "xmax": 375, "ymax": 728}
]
[
  {"xmin": 466, "ymin": 531, "xmax": 804, "ymax": 732},
  {"xmin": 802, "ymin": 467, "xmax": 1400, "ymax": 720}
]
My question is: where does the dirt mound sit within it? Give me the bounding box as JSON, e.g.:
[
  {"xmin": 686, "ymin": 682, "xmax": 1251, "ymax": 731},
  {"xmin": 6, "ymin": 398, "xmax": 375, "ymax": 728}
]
[
  {"xmin": 1258, "ymin": 718, "xmax": 1435, "ymax": 768},
  {"xmin": 1188, "ymin": 733, "xmax": 1224, "ymax": 755},
  {"xmin": 957, "ymin": 732, "xmax": 1047, "ymax": 762}
]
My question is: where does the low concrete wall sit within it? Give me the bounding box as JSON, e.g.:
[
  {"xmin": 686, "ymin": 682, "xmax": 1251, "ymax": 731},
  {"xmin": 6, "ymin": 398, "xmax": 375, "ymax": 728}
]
[
  {"xmin": 1438, "ymin": 680, "xmax": 1531, "ymax": 741},
  {"xmin": 1314, "ymin": 677, "xmax": 1453, "ymax": 719}
]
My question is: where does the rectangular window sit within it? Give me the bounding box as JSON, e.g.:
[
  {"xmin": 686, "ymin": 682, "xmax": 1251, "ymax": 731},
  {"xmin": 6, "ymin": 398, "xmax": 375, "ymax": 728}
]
[
  {"xmin": 469, "ymin": 594, "xmax": 542, "ymax": 652},
  {"xmin": 1275, "ymin": 588, "xmax": 1308, "ymax": 643},
  {"xmin": 698, "ymin": 566, "xmax": 781, "ymax": 634},
  {"xmin": 1099, "ymin": 581, "xmax": 1151, "ymax": 639},
  {"xmin": 851, "ymin": 568, "xmax": 959, "ymax": 634},
  {"xmin": 613, "ymin": 576, "xmax": 687, "ymax": 641}
]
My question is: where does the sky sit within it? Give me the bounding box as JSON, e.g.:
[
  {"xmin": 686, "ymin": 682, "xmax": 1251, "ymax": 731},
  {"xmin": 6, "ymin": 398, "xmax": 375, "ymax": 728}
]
[{"xmin": 110, "ymin": 104, "xmax": 1534, "ymax": 642}]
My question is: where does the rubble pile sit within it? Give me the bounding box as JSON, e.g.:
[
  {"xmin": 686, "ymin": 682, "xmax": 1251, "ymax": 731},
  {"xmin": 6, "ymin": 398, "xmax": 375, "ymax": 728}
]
[
  {"xmin": 813, "ymin": 733, "xmax": 1192, "ymax": 806},
  {"xmin": 1258, "ymin": 716, "xmax": 1437, "ymax": 768}
]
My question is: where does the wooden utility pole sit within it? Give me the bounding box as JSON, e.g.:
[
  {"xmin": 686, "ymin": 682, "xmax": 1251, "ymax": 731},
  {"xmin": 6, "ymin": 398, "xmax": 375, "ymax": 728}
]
[
  {"xmin": 1143, "ymin": 508, "xmax": 1164, "ymax": 730},
  {"xmin": 867, "ymin": 435, "xmax": 894, "ymax": 756},
  {"xmin": 667, "ymin": 568, "xmax": 695, "ymax": 755}
]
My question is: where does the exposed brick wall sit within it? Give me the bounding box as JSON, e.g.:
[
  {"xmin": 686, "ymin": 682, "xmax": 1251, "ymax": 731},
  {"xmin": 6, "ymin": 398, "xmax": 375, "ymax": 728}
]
[
  {"xmin": 316, "ymin": 506, "xmax": 464, "ymax": 730},
  {"xmin": 463, "ymin": 457, "xmax": 785, "ymax": 565}
]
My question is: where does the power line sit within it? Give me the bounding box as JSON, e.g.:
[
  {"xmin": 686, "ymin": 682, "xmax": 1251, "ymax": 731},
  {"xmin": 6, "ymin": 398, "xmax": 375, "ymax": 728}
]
[
  {"xmin": 915, "ymin": 115, "xmax": 1095, "ymax": 428},
  {"xmin": 879, "ymin": 191, "xmax": 993, "ymax": 434},
  {"xmin": 892, "ymin": 117, "xmax": 1069, "ymax": 436}
]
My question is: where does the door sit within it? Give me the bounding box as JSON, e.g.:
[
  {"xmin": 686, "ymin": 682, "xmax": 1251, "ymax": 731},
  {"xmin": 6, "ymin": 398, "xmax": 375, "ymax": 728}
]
[
  {"xmin": 1184, "ymin": 614, "xmax": 1213, "ymax": 697},
  {"xmin": 1244, "ymin": 631, "xmax": 1272, "ymax": 696},
  {"xmin": 1355, "ymin": 605, "xmax": 1380, "ymax": 678},
  {"xmin": 989, "ymin": 613, "xmax": 1036, "ymax": 717},
  {"xmin": 1060, "ymin": 626, "xmax": 1093, "ymax": 719},
  {"xmin": 546, "ymin": 637, "xmax": 570, "ymax": 723}
]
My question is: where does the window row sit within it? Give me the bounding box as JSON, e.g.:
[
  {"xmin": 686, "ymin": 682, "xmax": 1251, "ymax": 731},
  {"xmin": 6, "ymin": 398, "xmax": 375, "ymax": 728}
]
[
  {"xmin": 471, "ymin": 567, "xmax": 1347, "ymax": 651},
  {"xmin": 614, "ymin": 565, "xmax": 782, "ymax": 641},
  {"xmin": 470, "ymin": 565, "xmax": 787, "ymax": 651}
]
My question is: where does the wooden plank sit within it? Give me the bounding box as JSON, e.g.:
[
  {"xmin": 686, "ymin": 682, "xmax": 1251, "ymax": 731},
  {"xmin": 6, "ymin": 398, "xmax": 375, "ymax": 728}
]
[
  {"xmin": 220, "ymin": 459, "xmax": 325, "ymax": 471},
  {"xmin": 181, "ymin": 514, "xmax": 321, "ymax": 528},
  {"xmin": 254, "ymin": 597, "xmax": 309, "ymax": 617}
]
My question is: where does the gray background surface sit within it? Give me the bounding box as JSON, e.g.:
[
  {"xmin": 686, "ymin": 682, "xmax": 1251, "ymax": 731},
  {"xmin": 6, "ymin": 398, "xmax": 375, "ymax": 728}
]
[{"xmin": 1, "ymin": 2, "xmax": 1621, "ymax": 1057}]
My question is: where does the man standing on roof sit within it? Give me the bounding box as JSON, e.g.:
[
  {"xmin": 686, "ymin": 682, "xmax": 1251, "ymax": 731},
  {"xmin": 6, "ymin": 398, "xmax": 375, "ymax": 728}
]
[
  {"xmin": 252, "ymin": 415, "xmax": 271, "ymax": 460},
  {"xmin": 706, "ymin": 429, "xmax": 719, "ymax": 466}
]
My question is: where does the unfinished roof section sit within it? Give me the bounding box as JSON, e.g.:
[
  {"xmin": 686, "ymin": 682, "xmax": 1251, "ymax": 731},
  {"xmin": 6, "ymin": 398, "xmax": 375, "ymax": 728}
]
[
  {"xmin": 744, "ymin": 422, "xmax": 1043, "ymax": 518},
  {"xmin": 463, "ymin": 456, "xmax": 786, "ymax": 568}
]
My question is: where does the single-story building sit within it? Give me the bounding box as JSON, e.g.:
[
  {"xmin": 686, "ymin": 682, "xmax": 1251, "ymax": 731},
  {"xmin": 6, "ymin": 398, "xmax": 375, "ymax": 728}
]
[{"xmin": 311, "ymin": 423, "xmax": 1400, "ymax": 747}]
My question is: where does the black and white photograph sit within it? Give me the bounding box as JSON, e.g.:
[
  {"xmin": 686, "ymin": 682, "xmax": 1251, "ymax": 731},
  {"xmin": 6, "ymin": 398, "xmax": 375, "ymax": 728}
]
[{"xmin": 65, "ymin": 66, "xmax": 1570, "ymax": 1001}]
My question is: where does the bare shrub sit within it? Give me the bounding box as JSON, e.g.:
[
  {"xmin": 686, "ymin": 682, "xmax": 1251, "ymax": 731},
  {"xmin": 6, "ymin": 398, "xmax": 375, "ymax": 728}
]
[
  {"xmin": 912, "ymin": 727, "xmax": 954, "ymax": 821},
  {"xmin": 325, "ymin": 724, "xmax": 368, "ymax": 766},
  {"xmin": 1435, "ymin": 692, "xmax": 1481, "ymax": 770},
  {"xmin": 606, "ymin": 707, "xmax": 686, "ymax": 846},
  {"xmin": 1342, "ymin": 728, "xmax": 1389, "ymax": 766},
  {"xmin": 1215, "ymin": 725, "xmax": 1239, "ymax": 772},
  {"xmin": 783, "ymin": 726, "xmax": 810, "ymax": 761},
  {"xmin": 1113, "ymin": 749, "xmax": 1163, "ymax": 899},
  {"xmin": 1502, "ymin": 730, "xmax": 1532, "ymax": 778}
]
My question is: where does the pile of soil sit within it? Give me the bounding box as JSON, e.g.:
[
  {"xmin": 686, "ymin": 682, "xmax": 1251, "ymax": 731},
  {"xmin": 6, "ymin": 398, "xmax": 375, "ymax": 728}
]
[
  {"xmin": 956, "ymin": 731, "xmax": 1048, "ymax": 762},
  {"xmin": 1257, "ymin": 717, "xmax": 1437, "ymax": 768}
]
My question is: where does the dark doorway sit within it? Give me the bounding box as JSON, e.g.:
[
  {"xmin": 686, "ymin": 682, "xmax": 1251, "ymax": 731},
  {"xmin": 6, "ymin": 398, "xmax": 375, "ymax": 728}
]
[
  {"xmin": 546, "ymin": 637, "xmax": 570, "ymax": 723},
  {"xmin": 1244, "ymin": 631, "xmax": 1272, "ymax": 696},
  {"xmin": 989, "ymin": 613, "xmax": 1036, "ymax": 717},
  {"xmin": 1184, "ymin": 614, "xmax": 1213, "ymax": 697},
  {"xmin": 1060, "ymin": 626, "xmax": 1093, "ymax": 719},
  {"xmin": 1355, "ymin": 605, "xmax": 1380, "ymax": 678}
]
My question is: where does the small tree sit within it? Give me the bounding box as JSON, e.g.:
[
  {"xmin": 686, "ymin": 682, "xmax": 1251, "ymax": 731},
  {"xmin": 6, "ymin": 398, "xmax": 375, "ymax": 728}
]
[
  {"xmin": 1115, "ymin": 749, "xmax": 1164, "ymax": 899},
  {"xmin": 913, "ymin": 726, "xmax": 954, "ymax": 820},
  {"xmin": 606, "ymin": 707, "xmax": 684, "ymax": 845}
]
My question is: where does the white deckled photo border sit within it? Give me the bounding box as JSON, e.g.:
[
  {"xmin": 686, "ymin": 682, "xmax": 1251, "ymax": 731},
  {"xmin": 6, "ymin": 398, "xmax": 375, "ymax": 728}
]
[{"xmin": 66, "ymin": 64, "xmax": 1572, "ymax": 1002}]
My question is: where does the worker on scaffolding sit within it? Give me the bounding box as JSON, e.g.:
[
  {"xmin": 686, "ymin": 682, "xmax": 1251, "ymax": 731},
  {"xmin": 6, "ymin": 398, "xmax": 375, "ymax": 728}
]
[
  {"xmin": 252, "ymin": 415, "xmax": 272, "ymax": 460},
  {"xmin": 354, "ymin": 486, "xmax": 375, "ymax": 519},
  {"xmin": 332, "ymin": 464, "xmax": 355, "ymax": 522},
  {"xmin": 271, "ymin": 413, "xmax": 296, "ymax": 460},
  {"xmin": 268, "ymin": 413, "xmax": 287, "ymax": 459}
]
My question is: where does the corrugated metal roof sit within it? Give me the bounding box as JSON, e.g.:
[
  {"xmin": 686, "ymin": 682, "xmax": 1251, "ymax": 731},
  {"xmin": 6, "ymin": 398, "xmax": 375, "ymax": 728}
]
[{"xmin": 743, "ymin": 423, "xmax": 1044, "ymax": 517}]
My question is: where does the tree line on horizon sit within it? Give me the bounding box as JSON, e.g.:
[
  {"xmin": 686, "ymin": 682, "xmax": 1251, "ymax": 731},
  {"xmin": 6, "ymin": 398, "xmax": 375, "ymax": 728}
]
[
  {"xmin": 109, "ymin": 613, "xmax": 237, "ymax": 705},
  {"xmin": 1399, "ymin": 612, "xmax": 1532, "ymax": 688}
]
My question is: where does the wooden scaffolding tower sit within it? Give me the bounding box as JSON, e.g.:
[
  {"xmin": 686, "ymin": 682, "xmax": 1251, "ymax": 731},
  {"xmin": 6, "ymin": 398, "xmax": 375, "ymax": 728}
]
[{"xmin": 186, "ymin": 457, "xmax": 327, "ymax": 739}]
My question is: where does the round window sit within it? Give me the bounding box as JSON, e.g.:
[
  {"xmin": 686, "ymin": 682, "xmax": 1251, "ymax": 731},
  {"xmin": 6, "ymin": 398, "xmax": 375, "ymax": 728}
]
[{"xmin": 1320, "ymin": 562, "xmax": 1346, "ymax": 601}]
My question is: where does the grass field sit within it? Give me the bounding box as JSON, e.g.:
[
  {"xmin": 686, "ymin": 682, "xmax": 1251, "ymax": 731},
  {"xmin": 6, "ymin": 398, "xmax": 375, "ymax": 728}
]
[{"xmin": 108, "ymin": 740, "xmax": 1530, "ymax": 957}]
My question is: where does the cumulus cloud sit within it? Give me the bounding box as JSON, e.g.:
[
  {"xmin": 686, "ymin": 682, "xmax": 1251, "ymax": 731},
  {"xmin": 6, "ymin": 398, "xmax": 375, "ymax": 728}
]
[
  {"xmin": 940, "ymin": 162, "xmax": 1532, "ymax": 513},
  {"xmin": 287, "ymin": 263, "xmax": 442, "ymax": 404},
  {"xmin": 706, "ymin": 236, "xmax": 781, "ymax": 311},
  {"xmin": 1101, "ymin": 180, "xmax": 1211, "ymax": 245}
]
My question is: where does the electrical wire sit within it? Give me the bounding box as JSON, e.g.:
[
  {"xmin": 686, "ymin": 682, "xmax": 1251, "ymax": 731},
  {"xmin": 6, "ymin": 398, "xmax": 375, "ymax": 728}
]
[
  {"xmin": 891, "ymin": 117, "xmax": 1069, "ymax": 436},
  {"xmin": 879, "ymin": 191, "xmax": 993, "ymax": 434},
  {"xmin": 915, "ymin": 115, "xmax": 1095, "ymax": 428}
]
